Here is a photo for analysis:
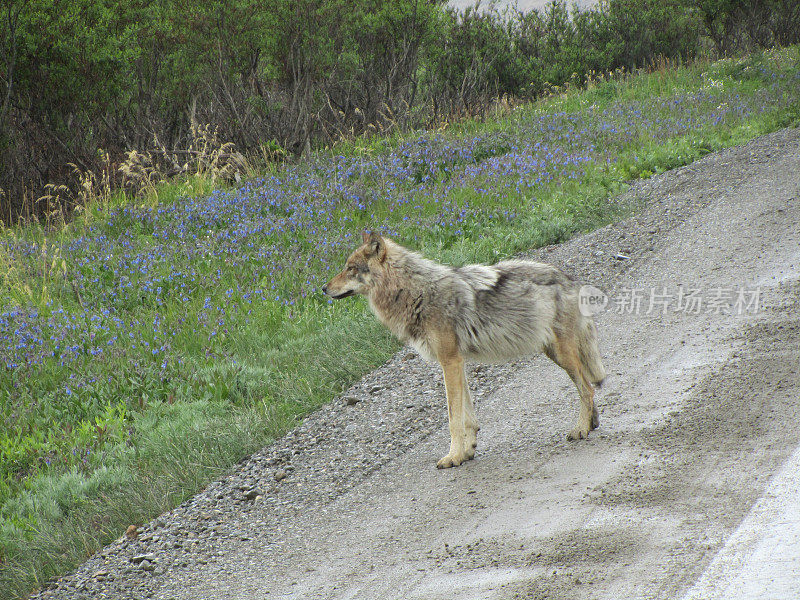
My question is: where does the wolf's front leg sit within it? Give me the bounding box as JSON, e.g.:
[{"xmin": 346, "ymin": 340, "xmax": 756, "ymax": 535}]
[{"xmin": 437, "ymin": 354, "xmax": 476, "ymax": 469}]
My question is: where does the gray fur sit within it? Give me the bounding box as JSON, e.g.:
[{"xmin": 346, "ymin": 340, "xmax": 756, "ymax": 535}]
[{"xmin": 368, "ymin": 242, "xmax": 589, "ymax": 368}]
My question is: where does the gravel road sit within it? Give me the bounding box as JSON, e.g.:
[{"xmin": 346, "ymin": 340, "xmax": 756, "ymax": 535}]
[{"xmin": 32, "ymin": 127, "xmax": 800, "ymax": 600}]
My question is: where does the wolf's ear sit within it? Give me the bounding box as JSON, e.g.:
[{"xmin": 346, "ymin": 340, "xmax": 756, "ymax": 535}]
[
  {"xmin": 364, "ymin": 231, "xmax": 386, "ymax": 261},
  {"xmin": 361, "ymin": 230, "xmax": 370, "ymax": 244}
]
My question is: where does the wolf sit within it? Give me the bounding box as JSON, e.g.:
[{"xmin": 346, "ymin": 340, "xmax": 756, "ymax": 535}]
[{"xmin": 323, "ymin": 232, "xmax": 605, "ymax": 469}]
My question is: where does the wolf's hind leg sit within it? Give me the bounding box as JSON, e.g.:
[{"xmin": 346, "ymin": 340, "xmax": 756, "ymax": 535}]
[{"xmin": 547, "ymin": 335, "xmax": 597, "ymax": 441}]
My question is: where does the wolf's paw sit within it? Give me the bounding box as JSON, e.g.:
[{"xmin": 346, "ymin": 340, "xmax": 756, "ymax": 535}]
[
  {"xmin": 436, "ymin": 450, "xmax": 471, "ymax": 469},
  {"xmin": 567, "ymin": 426, "xmax": 591, "ymax": 441}
]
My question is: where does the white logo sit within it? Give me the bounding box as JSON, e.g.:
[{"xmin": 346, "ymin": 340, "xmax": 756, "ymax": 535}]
[{"xmin": 578, "ymin": 285, "xmax": 608, "ymax": 316}]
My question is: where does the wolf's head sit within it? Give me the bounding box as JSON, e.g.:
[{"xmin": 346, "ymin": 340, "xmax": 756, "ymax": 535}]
[{"xmin": 323, "ymin": 231, "xmax": 387, "ymax": 299}]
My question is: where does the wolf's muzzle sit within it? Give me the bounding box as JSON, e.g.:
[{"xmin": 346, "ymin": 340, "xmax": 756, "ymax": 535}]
[{"xmin": 322, "ymin": 284, "xmax": 355, "ymax": 299}]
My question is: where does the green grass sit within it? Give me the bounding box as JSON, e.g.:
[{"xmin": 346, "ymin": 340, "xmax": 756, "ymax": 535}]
[{"xmin": 1, "ymin": 46, "xmax": 799, "ymax": 599}]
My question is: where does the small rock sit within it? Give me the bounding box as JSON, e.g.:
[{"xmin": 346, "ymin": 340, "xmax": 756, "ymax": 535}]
[
  {"xmin": 140, "ymin": 561, "xmax": 156, "ymax": 572},
  {"xmin": 342, "ymin": 395, "xmax": 360, "ymax": 406},
  {"xmin": 125, "ymin": 525, "xmax": 139, "ymax": 540},
  {"xmin": 274, "ymin": 469, "xmax": 287, "ymax": 482},
  {"xmin": 130, "ymin": 553, "xmax": 157, "ymax": 565},
  {"xmin": 242, "ymin": 488, "xmax": 262, "ymax": 501},
  {"xmin": 614, "ymin": 253, "xmax": 630, "ymax": 260},
  {"xmin": 93, "ymin": 570, "xmax": 109, "ymax": 579},
  {"xmin": 369, "ymin": 385, "xmax": 384, "ymax": 394}
]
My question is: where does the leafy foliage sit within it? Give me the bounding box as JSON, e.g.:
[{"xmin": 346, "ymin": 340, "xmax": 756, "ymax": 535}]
[{"xmin": 2, "ymin": 0, "xmax": 798, "ymax": 224}]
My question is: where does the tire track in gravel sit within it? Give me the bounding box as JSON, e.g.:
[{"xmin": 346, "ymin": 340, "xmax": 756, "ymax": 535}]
[{"xmin": 32, "ymin": 127, "xmax": 800, "ymax": 600}]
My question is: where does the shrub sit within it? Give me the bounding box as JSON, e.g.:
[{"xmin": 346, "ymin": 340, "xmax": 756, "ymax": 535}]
[{"xmin": 0, "ymin": 0, "xmax": 796, "ymax": 225}]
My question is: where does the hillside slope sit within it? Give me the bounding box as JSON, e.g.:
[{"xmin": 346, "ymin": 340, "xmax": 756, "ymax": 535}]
[{"xmin": 31, "ymin": 126, "xmax": 800, "ymax": 599}]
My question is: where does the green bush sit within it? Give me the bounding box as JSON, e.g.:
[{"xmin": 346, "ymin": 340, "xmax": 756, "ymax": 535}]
[
  {"xmin": 1, "ymin": 0, "xmax": 797, "ymax": 225},
  {"xmin": 692, "ymin": 0, "xmax": 800, "ymax": 54}
]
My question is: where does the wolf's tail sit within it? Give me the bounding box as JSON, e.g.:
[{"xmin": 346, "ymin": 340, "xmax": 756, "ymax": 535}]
[{"xmin": 578, "ymin": 318, "xmax": 606, "ymax": 387}]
